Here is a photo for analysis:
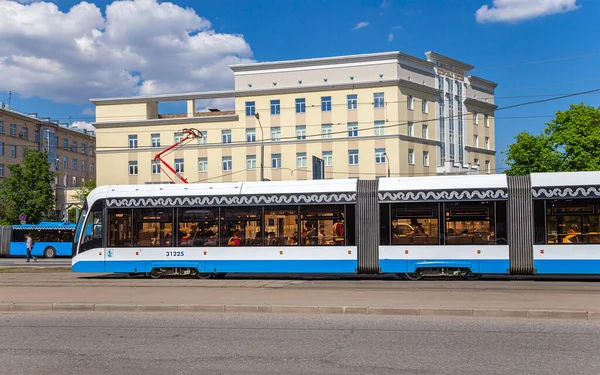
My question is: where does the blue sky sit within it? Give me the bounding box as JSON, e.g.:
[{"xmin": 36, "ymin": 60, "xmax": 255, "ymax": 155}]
[{"xmin": 1, "ymin": 0, "xmax": 599, "ymax": 171}]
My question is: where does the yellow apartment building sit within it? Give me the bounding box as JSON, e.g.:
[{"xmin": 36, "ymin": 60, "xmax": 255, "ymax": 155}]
[{"xmin": 91, "ymin": 51, "xmax": 497, "ymax": 185}]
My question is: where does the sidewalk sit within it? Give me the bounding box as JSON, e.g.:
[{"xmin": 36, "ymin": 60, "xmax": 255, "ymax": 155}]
[{"xmin": 1, "ymin": 274, "xmax": 600, "ymax": 319}]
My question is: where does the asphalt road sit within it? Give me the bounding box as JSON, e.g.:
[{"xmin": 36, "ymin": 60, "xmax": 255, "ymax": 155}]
[
  {"xmin": 0, "ymin": 258, "xmax": 71, "ymax": 267},
  {"xmin": 0, "ymin": 312, "xmax": 599, "ymax": 375}
]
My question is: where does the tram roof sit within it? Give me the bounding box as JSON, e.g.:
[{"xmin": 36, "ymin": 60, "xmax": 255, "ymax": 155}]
[
  {"xmin": 378, "ymin": 174, "xmax": 507, "ymax": 192},
  {"xmin": 88, "ymin": 179, "xmax": 358, "ymax": 203},
  {"xmin": 531, "ymin": 171, "xmax": 600, "ymax": 188}
]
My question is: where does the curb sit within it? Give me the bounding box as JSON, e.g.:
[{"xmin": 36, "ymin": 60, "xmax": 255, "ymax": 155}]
[{"xmin": 0, "ymin": 302, "xmax": 598, "ymax": 320}]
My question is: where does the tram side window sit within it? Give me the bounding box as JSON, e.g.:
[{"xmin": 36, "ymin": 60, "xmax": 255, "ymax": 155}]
[
  {"xmin": 300, "ymin": 205, "xmax": 345, "ymax": 246},
  {"xmin": 533, "ymin": 200, "xmax": 547, "ymax": 245},
  {"xmin": 379, "ymin": 204, "xmax": 390, "ymax": 245},
  {"xmin": 80, "ymin": 201, "xmax": 103, "ymax": 253},
  {"xmin": 391, "ymin": 203, "xmax": 439, "ymax": 245},
  {"xmin": 445, "ymin": 202, "xmax": 495, "ymax": 245},
  {"xmin": 345, "ymin": 205, "xmax": 356, "ymax": 246},
  {"xmin": 108, "ymin": 209, "xmax": 132, "ymax": 247},
  {"xmin": 178, "ymin": 208, "xmax": 219, "ymax": 247},
  {"xmin": 220, "ymin": 207, "xmax": 262, "ymax": 246},
  {"xmin": 264, "ymin": 206, "xmax": 299, "ymax": 246},
  {"xmin": 133, "ymin": 208, "xmax": 173, "ymax": 247},
  {"xmin": 545, "ymin": 199, "xmax": 600, "ymax": 244}
]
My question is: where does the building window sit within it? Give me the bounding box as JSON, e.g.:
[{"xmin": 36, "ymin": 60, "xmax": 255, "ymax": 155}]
[
  {"xmin": 22, "ymin": 148, "xmax": 28, "ymax": 161},
  {"xmin": 90, "ymin": 147, "xmax": 94, "ymax": 157},
  {"xmin": 407, "ymin": 96, "xmax": 414, "ymax": 111},
  {"xmin": 72, "ymin": 176, "xmax": 77, "ymax": 187},
  {"xmin": 10, "ymin": 146, "xmax": 16, "ymax": 159},
  {"xmin": 222, "ymin": 130, "xmax": 232, "ymax": 144},
  {"xmin": 484, "ymin": 114, "xmax": 489, "ymax": 127},
  {"xmin": 0, "ymin": 164, "xmax": 3, "ymax": 177},
  {"xmin": 129, "ymin": 161, "xmax": 138, "ymax": 175},
  {"xmin": 423, "ymin": 151, "xmax": 430, "ymax": 167},
  {"xmin": 374, "ymin": 120, "xmax": 385, "ymax": 136},
  {"xmin": 408, "ymin": 149, "xmax": 415, "ymax": 165},
  {"xmin": 485, "ymin": 137, "xmax": 490, "ymax": 150},
  {"xmin": 322, "ymin": 151, "xmax": 333, "ymax": 167},
  {"xmin": 296, "ymin": 152, "xmax": 307, "ymax": 168},
  {"xmin": 374, "ymin": 93, "xmax": 384, "ymax": 108},
  {"xmin": 271, "ymin": 154, "xmax": 281, "ymax": 169},
  {"xmin": 72, "ymin": 158, "xmax": 78, "ymax": 169},
  {"xmin": 375, "ymin": 148, "xmax": 386, "ymax": 164},
  {"xmin": 174, "ymin": 132, "xmax": 184, "ymax": 143},
  {"xmin": 151, "ymin": 133, "xmax": 161, "ymax": 147},
  {"xmin": 90, "ymin": 163, "xmax": 94, "ymax": 173},
  {"xmin": 271, "ymin": 127, "xmax": 281, "ymax": 141},
  {"xmin": 128, "ymin": 135, "xmax": 137, "ymax": 149},
  {"xmin": 347, "ymin": 94, "xmax": 358, "ymax": 110},
  {"xmin": 348, "ymin": 150, "xmax": 359, "ymax": 165},
  {"xmin": 247, "ymin": 155, "xmax": 257, "ymax": 170},
  {"xmin": 63, "ymin": 138, "xmax": 68, "ymax": 150},
  {"xmin": 0, "ymin": 121, "xmax": 3, "ymax": 134},
  {"xmin": 270, "ymin": 100, "xmax": 280, "ymax": 115},
  {"xmin": 22, "ymin": 127, "xmax": 28, "ymax": 140},
  {"xmin": 245, "ymin": 101, "xmax": 255, "ymax": 117},
  {"xmin": 63, "ymin": 156, "xmax": 68, "ymax": 168},
  {"xmin": 474, "ymin": 135, "xmax": 479, "ymax": 148},
  {"xmin": 222, "ymin": 157, "xmax": 232, "ymax": 171},
  {"xmin": 174, "ymin": 158, "xmax": 184, "ymax": 173},
  {"xmin": 422, "ymin": 99, "xmax": 428, "ymax": 114},
  {"xmin": 198, "ymin": 158, "xmax": 208, "ymax": 172},
  {"xmin": 348, "ymin": 122, "xmax": 358, "ymax": 137},
  {"xmin": 72, "ymin": 141, "xmax": 77, "ymax": 152},
  {"xmin": 422, "ymin": 124, "xmax": 428, "ymax": 139},
  {"xmin": 150, "ymin": 161, "xmax": 160, "ymax": 175},
  {"xmin": 0, "ymin": 142, "xmax": 3, "ymax": 156},
  {"xmin": 82, "ymin": 160, "xmax": 86, "ymax": 172},
  {"xmin": 474, "ymin": 158, "xmax": 479, "ymax": 166},
  {"xmin": 10, "ymin": 124, "xmax": 16, "ymax": 137},
  {"xmin": 321, "ymin": 124, "xmax": 332, "ymax": 139},
  {"xmin": 246, "ymin": 128, "xmax": 256, "ymax": 142},
  {"xmin": 485, "ymin": 160, "xmax": 491, "ymax": 174},
  {"xmin": 295, "ymin": 98, "xmax": 306, "ymax": 113},
  {"xmin": 34, "ymin": 130, "xmax": 39, "ymax": 142},
  {"xmin": 407, "ymin": 122, "xmax": 414, "ymax": 137},
  {"xmin": 197, "ymin": 131, "xmax": 207, "ymax": 145},
  {"xmin": 474, "ymin": 112, "xmax": 479, "ymax": 125},
  {"xmin": 81, "ymin": 143, "xmax": 86, "ymax": 154},
  {"xmin": 321, "ymin": 96, "xmax": 332, "ymax": 112},
  {"xmin": 296, "ymin": 126, "xmax": 306, "ymax": 140}
]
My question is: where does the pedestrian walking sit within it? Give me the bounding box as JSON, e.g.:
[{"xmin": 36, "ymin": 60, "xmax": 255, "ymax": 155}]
[{"xmin": 25, "ymin": 233, "xmax": 37, "ymax": 263}]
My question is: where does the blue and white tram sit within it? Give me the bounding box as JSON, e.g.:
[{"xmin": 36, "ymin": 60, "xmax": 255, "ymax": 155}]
[{"xmin": 72, "ymin": 171, "xmax": 600, "ymax": 279}]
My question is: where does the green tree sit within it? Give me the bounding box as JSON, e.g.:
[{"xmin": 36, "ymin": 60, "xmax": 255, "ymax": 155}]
[
  {"xmin": 0, "ymin": 150, "xmax": 56, "ymax": 224},
  {"xmin": 504, "ymin": 103, "xmax": 600, "ymax": 175},
  {"xmin": 72, "ymin": 179, "xmax": 96, "ymax": 202}
]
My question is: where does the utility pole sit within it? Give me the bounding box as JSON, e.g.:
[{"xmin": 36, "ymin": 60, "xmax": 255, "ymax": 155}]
[
  {"xmin": 384, "ymin": 152, "xmax": 390, "ymax": 178},
  {"xmin": 255, "ymin": 112, "xmax": 265, "ymax": 181}
]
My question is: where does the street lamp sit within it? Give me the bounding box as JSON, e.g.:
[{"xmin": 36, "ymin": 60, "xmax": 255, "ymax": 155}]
[
  {"xmin": 254, "ymin": 112, "xmax": 265, "ymax": 181},
  {"xmin": 383, "ymin": 152, "xmax": 390, "ymax": 178}
]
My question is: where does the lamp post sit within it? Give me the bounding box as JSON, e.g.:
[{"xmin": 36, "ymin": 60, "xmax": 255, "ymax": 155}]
[
  {"xmin": 383, "ymin": 152, "xmax": 390, "ymax": 178},
  {"xmin": 254, "ymin": 112, "xmax": 265, "ymax": 181}
]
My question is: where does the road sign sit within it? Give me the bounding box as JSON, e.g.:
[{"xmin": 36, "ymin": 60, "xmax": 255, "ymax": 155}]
[{"xmin": 18, "ymin": 214, "xmax": 26, "ymax": 222}]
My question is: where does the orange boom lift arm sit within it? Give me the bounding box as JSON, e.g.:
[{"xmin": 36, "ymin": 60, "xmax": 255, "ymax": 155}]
[{"xmin": 153, "ymin": 128, "xmax": 204, "ymax": 184}]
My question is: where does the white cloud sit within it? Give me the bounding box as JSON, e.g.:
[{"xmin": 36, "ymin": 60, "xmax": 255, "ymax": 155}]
[
  {"xmin": 70, "ymin": 121, "xmax": 95, "ymax": 132},
  {"xmin": 380, "ymin": 0, "xmax": 391, "ymax": 8},
  {"xmin": 81, "ymin": 108, "xmax": 95, "ymax": 116},
  {"xmin": 476, "ymin": 0, "xmax": 580, "ymax": 23},
  {"xmin": 352, "ymin": 21, "xmax": 369, "ymax": 30},
  {"xmin": 388, "ymin": 32, "xmax": 394, "ymax": 42},
  {"xmin": 0, "ymin": 0, "xmax": 254, "ymax": 103}
]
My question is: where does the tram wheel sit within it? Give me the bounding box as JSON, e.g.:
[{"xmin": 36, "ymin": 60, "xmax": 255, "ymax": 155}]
[
  {"xmin": 196, "ymin": 272, "xmax": 213, "ymax": 279},
  {"xmin": 150, "ymin": 268, "xmax": 166, "ymax": 279},
  {"xmin": 404, "ymin": 271, "xmax": 423, "ymax": 281},
  {"xmin": 463, "ymin": 271, "xmax": 482, "ymax": 281}
]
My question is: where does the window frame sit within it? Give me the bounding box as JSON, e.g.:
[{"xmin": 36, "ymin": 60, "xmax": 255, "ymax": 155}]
[
  {"xmin": 128, "ymin": 160, "xmax": 138, "ymax": 176},
  {"xmin": 348, "ymin": 150, "xmax": 359, "ymax": 165},
  {"xmin": 295, "ymin": 98, "xmax": 306, "ymax": 113},
  {"xmin": 347, "ymin": 94, "xmax": 358, "ymax": 110}
]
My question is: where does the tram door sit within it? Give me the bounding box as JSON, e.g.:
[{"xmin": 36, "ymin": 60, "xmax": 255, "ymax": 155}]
[{"xmin": 107, "ymin": 209, "xmax": 132, "ymax": 272}]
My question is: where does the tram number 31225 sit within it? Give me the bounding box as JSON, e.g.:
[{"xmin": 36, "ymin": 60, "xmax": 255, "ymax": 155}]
[{"xmin": 166, "ymin": 251, "xmax": 185, "ymax": 257}]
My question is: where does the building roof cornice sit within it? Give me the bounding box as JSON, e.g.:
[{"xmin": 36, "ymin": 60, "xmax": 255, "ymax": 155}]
[
  {"xmin": 464, "ymin": 97, "xmax": 498, "ymax": 111},
  {"xmin": 469, "ymin": 75, "xmax": 498, "ymax": 90},
  {"xmin": 90, "ymin": 90, "xmax": 236, "ymax": 105},
  {"xmin": 425, "ymin": 51, "xmax": 475, "ymax": 71},
  {"xmin": 93, "ymin": 113, "xmax": 238, "ymax": 128}
]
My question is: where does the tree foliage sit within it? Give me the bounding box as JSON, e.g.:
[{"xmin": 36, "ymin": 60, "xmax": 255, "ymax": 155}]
[
  {"xmin": 72, "ymin": 179, "xmax": 96, "ymax": 202},
  {"xmin": 504, "ymin": 103, "xmax": 600, "ymax": 175},
  {"xmin": 0, "ymin": 150, "xmax": 56, "ymax": 224}
]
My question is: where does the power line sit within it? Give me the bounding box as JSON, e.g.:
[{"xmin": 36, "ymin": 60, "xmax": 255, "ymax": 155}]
[{"xmin": 474, "ymin": 52, "xmax": 600, "ymax": 72}]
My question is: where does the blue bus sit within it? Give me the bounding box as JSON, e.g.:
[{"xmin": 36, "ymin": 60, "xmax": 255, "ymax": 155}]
[{"xmin": 0, "ymin": 222, "xmax": 76, "ymax": 258}]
